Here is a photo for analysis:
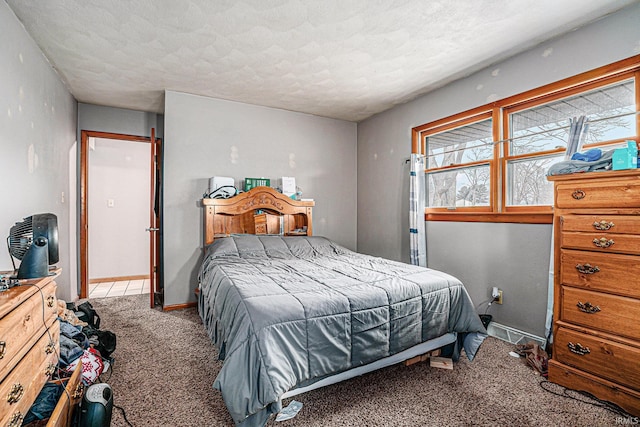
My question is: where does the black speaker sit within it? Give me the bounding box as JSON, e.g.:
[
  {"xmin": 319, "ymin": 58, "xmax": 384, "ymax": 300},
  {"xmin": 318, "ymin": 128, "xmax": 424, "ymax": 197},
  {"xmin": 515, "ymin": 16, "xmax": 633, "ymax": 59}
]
[{"xmin": 78, "ymin": 383, "xmax": 113, "ymax": 427}]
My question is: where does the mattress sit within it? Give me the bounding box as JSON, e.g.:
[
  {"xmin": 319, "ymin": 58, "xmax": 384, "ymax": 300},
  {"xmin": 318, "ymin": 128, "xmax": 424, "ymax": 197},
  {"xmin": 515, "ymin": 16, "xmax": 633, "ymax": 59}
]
[{"xmin": 198, "ymin": 235, "xmax": 487, "ymax": 426}]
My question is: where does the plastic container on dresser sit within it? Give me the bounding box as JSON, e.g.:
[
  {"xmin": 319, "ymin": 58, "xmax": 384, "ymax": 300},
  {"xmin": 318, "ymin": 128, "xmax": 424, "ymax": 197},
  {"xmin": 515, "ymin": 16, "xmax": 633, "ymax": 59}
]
[{"xmin": 547, "ymin": 169, "xmax": 640, "ymax": 416}]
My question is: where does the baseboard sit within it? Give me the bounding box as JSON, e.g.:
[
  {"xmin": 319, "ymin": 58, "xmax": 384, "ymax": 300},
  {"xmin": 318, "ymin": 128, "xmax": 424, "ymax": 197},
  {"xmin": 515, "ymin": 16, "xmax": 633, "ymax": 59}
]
[
  {"xmin": 486, "ymin": 321, "xmax": 546, "ymax": 349},
  {"xmin": 163, "ymin": 301, "xmax": 197, "ymax": 311},
  {"xmin": 89, "ymin": 274, "xmax": 149, "ymax": 284}
]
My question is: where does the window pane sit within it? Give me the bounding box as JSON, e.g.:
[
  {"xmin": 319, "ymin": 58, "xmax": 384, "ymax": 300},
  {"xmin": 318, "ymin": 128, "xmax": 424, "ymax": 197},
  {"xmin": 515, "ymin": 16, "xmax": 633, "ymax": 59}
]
[
  {"xmin": 426, "ymin": 119, "xmax": 493, "ymax": 168},
  {"xmin": 507, "ymin": 155, "xmax": 563, "ymax": 206},
  {"xmin": 510, "ymin": 79, "xmax": 636, "ymax": 155},
  {"xmin": 428, "ymin": 165, "xmax": 490, "ymax": 208}
]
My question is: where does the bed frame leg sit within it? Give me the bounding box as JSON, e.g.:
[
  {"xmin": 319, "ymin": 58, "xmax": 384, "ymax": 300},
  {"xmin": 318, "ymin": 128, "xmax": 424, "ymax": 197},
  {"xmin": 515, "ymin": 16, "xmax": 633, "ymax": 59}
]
[
  {"xmin": 404, "ymin": 348, "xmax": 442, "ymax": 366},
  {"xmin": 429, "ymin": 356, "xmax": 454, "ymax": 370}
]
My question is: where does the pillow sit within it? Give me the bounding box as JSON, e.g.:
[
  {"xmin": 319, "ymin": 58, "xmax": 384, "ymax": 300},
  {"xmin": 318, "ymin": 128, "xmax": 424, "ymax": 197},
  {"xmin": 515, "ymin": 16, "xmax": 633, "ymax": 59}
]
[{"xmin": 206, "ymin": 237, "xmax": 240, "ymax": 258}]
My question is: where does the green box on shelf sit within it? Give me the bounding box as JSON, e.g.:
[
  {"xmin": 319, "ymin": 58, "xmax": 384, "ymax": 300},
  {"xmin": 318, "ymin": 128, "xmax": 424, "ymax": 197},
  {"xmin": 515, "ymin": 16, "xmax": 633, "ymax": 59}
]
[
  {"xmin": 244, "ymin": 178, "xmax": 270, "ymax": 191},
  {"xmin": 612, "ymin": 140, "xmax": 638, "ymax": 170}
]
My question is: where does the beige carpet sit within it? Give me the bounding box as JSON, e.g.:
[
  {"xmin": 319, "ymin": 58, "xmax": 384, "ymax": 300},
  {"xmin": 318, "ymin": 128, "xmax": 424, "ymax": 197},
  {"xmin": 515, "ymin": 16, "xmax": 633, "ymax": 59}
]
[{"xmin": 90, "ymin": 294, "xmax": 624, "ymax": 427}]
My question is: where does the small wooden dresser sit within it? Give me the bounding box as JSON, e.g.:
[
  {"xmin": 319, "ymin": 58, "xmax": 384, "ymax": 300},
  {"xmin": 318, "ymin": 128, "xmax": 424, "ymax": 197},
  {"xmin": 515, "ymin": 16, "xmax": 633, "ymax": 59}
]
[
  {"xmin": 0, "ymin": 271, "xmax": 64, "ymax": 426},
  {"xmin": 548, "ymin": 170, "xmax": 640, "ymax": 415}
]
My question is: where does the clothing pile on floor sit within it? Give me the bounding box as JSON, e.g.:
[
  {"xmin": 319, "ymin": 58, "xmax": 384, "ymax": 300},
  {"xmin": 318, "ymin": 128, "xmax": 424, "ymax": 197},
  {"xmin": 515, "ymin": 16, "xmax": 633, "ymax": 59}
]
[
  {"xmin": 58, "ymin": 300, "xmax": 117, "ymax": 383},
  {"xmin": 23, "ymin": 300, "xmax": 116, "ymax": 426},
  {"xmin": 514, "ymin": 341, "xmax": 548, "ymax": 377}
]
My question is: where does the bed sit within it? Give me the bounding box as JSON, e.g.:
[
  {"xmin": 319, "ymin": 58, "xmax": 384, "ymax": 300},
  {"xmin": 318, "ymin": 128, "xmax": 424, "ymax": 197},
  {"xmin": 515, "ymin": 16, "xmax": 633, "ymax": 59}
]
[{"xmin": 197, "ymin": 187, "xmax": 487, "ymax": 427}]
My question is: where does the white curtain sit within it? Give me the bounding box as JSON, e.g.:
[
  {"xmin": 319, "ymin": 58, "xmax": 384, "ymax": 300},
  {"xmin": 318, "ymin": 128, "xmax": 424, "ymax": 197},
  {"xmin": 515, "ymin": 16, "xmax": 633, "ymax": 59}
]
[
  {"xmin": 564, "ymin": 116, "xmax": 589, "ymax": 160},
  {"xmin": 545, "ymin": 115, "xmax": 589, "ymax": 347},
  {"xmin": 544, "ymin": 237, "xmax": 555, "ymax": 348},
  {"xmin": 409, "ymin": 153, "xmax": 427, "ymax": 267}
]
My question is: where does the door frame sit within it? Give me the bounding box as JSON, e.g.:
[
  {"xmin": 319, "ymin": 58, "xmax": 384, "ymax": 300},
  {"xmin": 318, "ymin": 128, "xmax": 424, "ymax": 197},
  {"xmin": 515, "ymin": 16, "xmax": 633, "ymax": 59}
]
[{"xmin": 79, "ymin": 130, "xmax": 161, "ymax": 304}]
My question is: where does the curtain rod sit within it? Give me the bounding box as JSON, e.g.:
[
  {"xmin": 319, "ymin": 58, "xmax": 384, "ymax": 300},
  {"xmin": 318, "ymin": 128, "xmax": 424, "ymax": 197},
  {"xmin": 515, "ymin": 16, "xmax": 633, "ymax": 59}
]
[{"xmin": 413, "ymin": 110, "xmax": 640, "ymax": 159}]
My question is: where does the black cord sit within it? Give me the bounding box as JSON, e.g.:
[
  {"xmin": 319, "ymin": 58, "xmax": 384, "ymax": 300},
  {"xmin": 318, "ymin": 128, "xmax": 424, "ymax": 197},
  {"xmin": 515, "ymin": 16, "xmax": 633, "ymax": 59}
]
[
  {"xmin": 538, "ymin": 379, "xmax": 632, "ymax": 418},
  {"xmin": 96, "ymin": 355, "xmax": 133, "ymax": 426},
  {"xmin": 475, "ymin": 297, "xmax": 499, "ymax": 315},
  {"xmin": 20, "ymin": 281, "xmax": 73, "ymax": 414},
  {"xmin": 17, "ymin": 280, "xmax": 135, "ymax": 427},
  {"xmin": 94, "ymin": 360, "xmax": 134, "ymax": 427},
  {"xmin": 87, "ymin": 317, "xmax": 133, "ymax": 427},
  {"xmin": 203, "ymin": 185, "xmax": 238, "ymax": 199},
  {"xmin": 484, "ymin": 299, "xmax": 498, "ymax": 315},
  {"xmin": 475, "ymin": 298, "xmax": 493, "ymax": 312},
  {"xmin": 6, "ymin": 236, "xmax": 17, "ymax": 273},
  {"xmin": 114, "ymin": 403, "xmax": 134, "ymax": 427}
]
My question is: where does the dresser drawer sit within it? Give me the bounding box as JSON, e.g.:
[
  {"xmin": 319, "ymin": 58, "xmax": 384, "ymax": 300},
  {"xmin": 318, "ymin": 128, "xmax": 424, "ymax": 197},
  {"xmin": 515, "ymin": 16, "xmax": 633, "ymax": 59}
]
[
  {"xmin": 0, "ymin": 320, "xmax": 60, "ymax": 427},
  {"xmin": 560, "ymin": 249, "xmax": 640, "ymax": 298},
  {"xmin": 0, "ymin": 276, "xmax": 58, "ymax": 318},
  {"xmin": 561, "ymin": 286, "xmax": 640, "ymax": 341},
  {"xmin": 556, "ymin": 180, "xmax": 640, "ymax": 209},
  {"xmin": 0, "ymin": 280, "xmax": 58, "ymax": 382},
  {"xmin": 548, "ymin": 361, "xmax": 640, "ymax": 417},
  {"xmin": 554, "ymin": 327, "xmax": 640, "ymax": 392},
  {"xmin": 46, "ymin": 362, "xmax": 83, "ymax": 427},
  {"xmin": 561, "ymin": 231, "xmax": 640, "ymax": 255},
  {"xmin": 561, "ymin": 215, "xmax": 640, "ymax": 234}
]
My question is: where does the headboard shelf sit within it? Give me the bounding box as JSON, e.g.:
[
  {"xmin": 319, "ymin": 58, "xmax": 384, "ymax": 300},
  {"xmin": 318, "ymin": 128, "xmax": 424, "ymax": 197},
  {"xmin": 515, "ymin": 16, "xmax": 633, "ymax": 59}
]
[{"xmin": 202, "ymin": 186, "xmax": 314, "ymax": 245}]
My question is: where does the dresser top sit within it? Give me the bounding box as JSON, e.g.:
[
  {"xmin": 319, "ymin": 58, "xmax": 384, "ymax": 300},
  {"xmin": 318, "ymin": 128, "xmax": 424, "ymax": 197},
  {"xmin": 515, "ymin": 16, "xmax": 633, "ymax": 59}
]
[
  {"xmin": 0, "ymin": 269, "xmax": 60, "ymax": 319},
  {"xmin": 547, "ymin": 169, "xmax": 640, "ymax": 182}
]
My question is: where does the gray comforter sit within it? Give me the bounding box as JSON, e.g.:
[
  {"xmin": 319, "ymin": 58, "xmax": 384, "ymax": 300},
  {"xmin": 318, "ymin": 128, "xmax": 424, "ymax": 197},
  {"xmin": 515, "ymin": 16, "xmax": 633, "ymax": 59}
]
[{"xmin": 198, "ymin": 235, "xmax": 486, "ymax": 426}]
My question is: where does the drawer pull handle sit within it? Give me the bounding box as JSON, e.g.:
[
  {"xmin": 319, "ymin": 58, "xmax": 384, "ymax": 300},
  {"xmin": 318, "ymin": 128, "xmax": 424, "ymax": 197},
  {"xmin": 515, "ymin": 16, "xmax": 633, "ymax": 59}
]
[
  {"xmin": 44, "ymin": 340, "xmax": 56, "ymax": 354},
  {"xmin": 47, "ymin": 295, "xmax": 55, "ymax": 308},
  {"xmin": 576, "ymin": 263, "xmax": 600, "ymax": 274},
  {"xmin": 593, "ymin": 220, "xmax": 614, "ymax": 231},
  {"xmin": 8, "ymin": 412, "xmax": 24, "ymax": 427},
  {"xmin": 73, "ymin": 382, "xmax": 85, "ymax": 400},
  {"xmin": 7, "ymin": 383, "xmax": 24, "ymax": 404},
  {"xmin": 45, "ymin": 362, "xmax": 56, "ymax": 377},
  {"xmin": 24, "ymin": 313, "xmax": 31, "ymax": 323},
  {"xmin": 0, "ymin": 341, "xmax": 5, "ymax": 359},
  {"xmin": 572, "ymin": 189, "xmax": 586, "ymax": 200},
  {"xmin": 577, "ymin": 301, "xmax": 601, "ymax": 314},
  {"xmin": 592, "ymin": 237, "xmax": 614, "ymax": 249},
  {"xmin": 568, "ymin": 342, "xmax": 590, "ymax": 356}
]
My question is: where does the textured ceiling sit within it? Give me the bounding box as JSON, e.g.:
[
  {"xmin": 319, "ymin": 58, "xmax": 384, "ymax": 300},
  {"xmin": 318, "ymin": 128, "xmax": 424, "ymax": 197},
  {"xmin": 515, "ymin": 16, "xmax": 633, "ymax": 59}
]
[{"xmin": 6, "ymin": 0, "xmax": 638, "ymax": 122}]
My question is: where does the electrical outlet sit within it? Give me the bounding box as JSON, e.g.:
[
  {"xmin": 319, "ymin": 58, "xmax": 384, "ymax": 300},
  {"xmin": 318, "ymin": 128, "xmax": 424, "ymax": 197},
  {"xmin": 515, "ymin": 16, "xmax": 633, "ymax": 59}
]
[
  {"xmin": 491, "ymin": 286, "xmax": 500, "ymax": 299},
  {"xmin": 497, "ymin": 290, "xmax": 503, "ymax": 304}
]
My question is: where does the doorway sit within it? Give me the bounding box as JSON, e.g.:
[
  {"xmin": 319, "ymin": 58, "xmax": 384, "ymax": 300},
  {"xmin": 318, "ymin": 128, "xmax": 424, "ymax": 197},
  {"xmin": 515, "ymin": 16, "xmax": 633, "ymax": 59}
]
[{"xmin": 80, "ymin": 130, "xmax": 162, "ymax": 307}]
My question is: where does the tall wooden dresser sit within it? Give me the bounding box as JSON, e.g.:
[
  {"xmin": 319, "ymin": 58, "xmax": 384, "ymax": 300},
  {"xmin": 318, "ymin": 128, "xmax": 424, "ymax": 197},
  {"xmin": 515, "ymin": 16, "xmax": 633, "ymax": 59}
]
[
  {"xmin": 0, "ymin": 270, "xmax": 79, "ymax": 426},
  {"xmin": 548, "ymin": 170, "xmax": 640, "ymax": 416}
]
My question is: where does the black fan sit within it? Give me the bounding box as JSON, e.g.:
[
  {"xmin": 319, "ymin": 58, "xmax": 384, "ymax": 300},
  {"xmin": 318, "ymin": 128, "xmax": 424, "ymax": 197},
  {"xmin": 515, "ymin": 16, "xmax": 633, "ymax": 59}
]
[{"xmin": 7, "ymin": 213, "xmax": 59, "ymax": 279}]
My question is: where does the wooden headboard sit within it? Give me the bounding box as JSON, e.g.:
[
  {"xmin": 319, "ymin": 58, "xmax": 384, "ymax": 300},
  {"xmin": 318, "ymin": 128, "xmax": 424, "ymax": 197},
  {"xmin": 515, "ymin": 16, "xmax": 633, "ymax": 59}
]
[{"xmin": 202, "ymin": 186, "xmax": 315, "ymax": 245}]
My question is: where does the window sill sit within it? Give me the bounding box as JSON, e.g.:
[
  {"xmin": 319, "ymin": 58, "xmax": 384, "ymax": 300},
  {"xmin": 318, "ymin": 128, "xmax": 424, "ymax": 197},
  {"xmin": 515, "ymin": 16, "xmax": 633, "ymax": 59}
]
[{"xmin": 425, "ymin": 212, "xmax": 553, "ymax": 224}]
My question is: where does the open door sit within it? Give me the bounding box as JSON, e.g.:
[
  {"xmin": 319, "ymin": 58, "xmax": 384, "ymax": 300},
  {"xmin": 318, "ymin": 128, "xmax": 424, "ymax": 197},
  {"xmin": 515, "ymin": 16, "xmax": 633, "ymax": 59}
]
[
  {"xmin": 147, "ymin": 128, "xmax": 162, "ymax": 308},
  {"xmin": 80, "ymin": 130, "xmax": 158, "ymax": 301}
]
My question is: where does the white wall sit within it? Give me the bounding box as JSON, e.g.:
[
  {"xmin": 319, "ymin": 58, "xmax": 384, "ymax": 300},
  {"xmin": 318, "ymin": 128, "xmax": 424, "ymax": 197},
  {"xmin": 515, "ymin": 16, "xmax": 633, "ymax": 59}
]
[
  {"xmin": 163, "ymin": 91, "xmax": 357, "ymax": 306},
  {"xmin": 0, "ymin": 3, "xmax": 77, "ymax": 301},
  {"xmin": 88, "ymin": 138, "xmax": 150, "ymax": 279},
  {"xmin": 77, "ymin": 103, "xmax": 164, "ymax": 294},
  {"xmin": 357, "ymin": 2, "xmax": 640, "ymax": 337},
  {"xmin": 78, "ymin": 103, "xmax": 164, "ymax": 139}
]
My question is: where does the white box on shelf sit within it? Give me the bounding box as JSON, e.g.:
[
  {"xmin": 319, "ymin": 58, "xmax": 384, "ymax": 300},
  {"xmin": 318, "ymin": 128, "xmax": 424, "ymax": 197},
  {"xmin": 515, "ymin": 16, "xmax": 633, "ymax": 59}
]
[
  {"xmin": 209, "ymin": 176, "xmax": 234, "ymax": 192},
  {"xmin": 281, "ymin": 177, "xmax": 296, "ymax": 197},
  {"xmin": 208, "ymin": 176, "xmax": 235, "ymax": 198}
]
